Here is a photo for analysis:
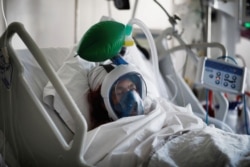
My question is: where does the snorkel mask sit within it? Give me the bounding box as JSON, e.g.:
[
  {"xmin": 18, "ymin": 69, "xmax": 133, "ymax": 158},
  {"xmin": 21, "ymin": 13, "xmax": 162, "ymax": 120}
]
[
  {"xmin": 101, "ymin": 64, "xmax": 147, "ymax": 120},
  {"xmin": 76, "ymin": 20, "xmax": 147, "ymax": 120}
]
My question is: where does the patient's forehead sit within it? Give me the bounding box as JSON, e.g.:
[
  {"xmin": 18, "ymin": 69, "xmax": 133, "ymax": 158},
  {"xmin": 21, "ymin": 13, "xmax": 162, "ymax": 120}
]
[{"xmin": 116, "ymin": 79, "xmax": 135, "ymax": 88}]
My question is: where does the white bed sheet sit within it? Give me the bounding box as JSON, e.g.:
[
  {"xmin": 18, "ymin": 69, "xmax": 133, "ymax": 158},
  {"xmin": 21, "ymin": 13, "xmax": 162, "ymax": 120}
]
[
  {"xmin": 16, "ymin": 46, "xmax": 88, "ymax": 133},
  {"xmin": 17, "ymin": 43, "xmax": 165, "ymax": 133},
  {"xmin": 43, "ymin": 46, "xmax": 95, "ymax": 132},
  {"xmin": 147, "ymin": 127, "xmax": 250, "ymax": 167},
  {"xmin": 42, "ymin": 44, "xmax": 164, "ymax": 132},
  {"xmin": 15, "ymin": 43, "xmax": 250, "ymax": 167},
  {"xmin": 17, "ymin": 47, "xmax": 72, "ymax": 100},
  {"xmin": 83, "ymin": 97, "xmax": 206, "ymax": 166},
  {"xmin": 83, "ymin": 97, "xmax": 250, "ymax": 167}
]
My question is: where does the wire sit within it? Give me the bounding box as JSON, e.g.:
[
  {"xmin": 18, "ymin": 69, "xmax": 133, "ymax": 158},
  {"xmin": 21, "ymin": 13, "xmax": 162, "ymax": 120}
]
[
  {"xmin": 1, "ymin": 0, "xmax": 7, "ymax": 29},
  {"xmin": 153, "ymin": 0, "xmax": 180, "ymax": 28},
  {"xmin": 236, "ymin": 54, "xmax": 246, "ymax": 66},
  {"xmin": 74, "ymin": 0, "xmax": 79, "ymax": 43},
  {"xmin": 216, "ymin": 55, "xmax": 238, "ymax": 65},
  {"xmin": 131, "ymin": 0, "xmax": 138, "ymax": 19},
  {"xmin": 107, "ymin": 0, "xmax": 112, "ymax": 17},
  {"xmin": 153, "ymin": 0, "xmax": 171, "ymax": 18},
  {"xmin": 1, "ymin": 0, "xmax": 9, "ymax": 50},
  {"xmin": 165, "ymin": 74, "xmax": 178, "ymax": 102},
  {"xmin": 243, "ymin": 94, "xmax": 250, "ymax": 135},
  {"xmin": 205, "ymin": 88, "xmax": 209, "ymax": 125}
]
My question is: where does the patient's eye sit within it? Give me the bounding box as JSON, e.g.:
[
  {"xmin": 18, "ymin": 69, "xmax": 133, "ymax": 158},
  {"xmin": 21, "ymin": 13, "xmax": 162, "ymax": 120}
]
[
  {"xmin": 128, "ymin": 83, "xmax": 136, "ymax": 91},
  {"xmin": 115, "ymin": 79, "xmax": 137, "ymax": 99}
]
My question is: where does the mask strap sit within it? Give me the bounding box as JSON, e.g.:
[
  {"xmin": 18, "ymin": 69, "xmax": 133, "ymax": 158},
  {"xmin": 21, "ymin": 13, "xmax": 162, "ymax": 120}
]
[{"xmin": 101, "ymin": 64, "xmax": 115, "ymax": 73}]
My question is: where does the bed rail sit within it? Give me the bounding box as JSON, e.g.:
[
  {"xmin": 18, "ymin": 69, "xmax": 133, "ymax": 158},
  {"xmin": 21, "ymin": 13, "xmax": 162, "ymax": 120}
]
[{"xmin": 0, "ymin": 22, "xmax": 90, "ymax": 166}]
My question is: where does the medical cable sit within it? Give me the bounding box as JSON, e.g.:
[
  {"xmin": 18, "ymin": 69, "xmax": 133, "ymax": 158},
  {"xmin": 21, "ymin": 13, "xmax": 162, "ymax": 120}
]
[
  {"xmin": 0, "ymin": 0, "xmax": 10, "ymax": 67},
  {"xmin": 0, "ymin": 0, "xmax": 8, "ymax": 47},
  {"xmin": 165, "ymin": 74, "xmax": 178, "ymax": 102},
  {"xmin": 0, "ymin": 0, "xmax": 7, "ymax": 45},
  {"xmin": 127, "ymin": 18, "xmax": 165, "ymax": 98},
  {"xmin": 243, "ymin": 94, "xmax": 250, "ymax": 135},
  {"xmin": 205, "ymin": 88, "xmax": 209, "ymax": 125},
  {"xmin": 74, "ymin": 0, "xmax": 80, "ymax": 43},
  {"xmin": 235, "ymin": 54, "xmax": 246, "ymax": 67},
  {"xmin": 107, "ymin": 0, "xmax": 112, "ymax": 17},
  {"xmin": 1, "ymin": 0, "xmax": 7, "ymax": 29},
  {"xmin": 180, "ymin": 52, "xmax": 188, "ymax": 77},
  {"xmin": 131, "ymin": 0, "xmax": 138, "ymax": 19},
  {"xmin": 216, "ymin": 55, "xmax": 238, "ymax": 65},
  {"xmin": 153, "ymin": 0, "xmax": 180, "ymax": 29},
  {"xmin": 174, "ymin": 66, "xmax": 186, "ymax": 105}
]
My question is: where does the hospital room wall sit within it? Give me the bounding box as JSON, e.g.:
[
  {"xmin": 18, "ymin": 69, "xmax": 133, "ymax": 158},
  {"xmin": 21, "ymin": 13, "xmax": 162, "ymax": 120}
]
[
  {"xmin": 1, "ymin": 0, "xmax": 75, "ymax": 49},
  {"xmin": 0, "ymin": 0, "xmax": 172, "ymax": 49},
  {"xmin": 1, "ymin": 0, "xmax": 250, "ymax": 69},
  {"xmin": 77, "ymin": 0, "xmax": 172, "ymax": 40}
]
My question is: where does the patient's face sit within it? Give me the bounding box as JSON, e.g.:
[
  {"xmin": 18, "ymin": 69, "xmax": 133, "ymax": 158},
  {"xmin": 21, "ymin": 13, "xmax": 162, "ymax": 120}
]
[
  {"xmin": 108, "ymin": 74, "xmax": 145, "ymax": 119},
  {"xmin": 112, "ymin": 79, "xmax": 137, "ymax": 104}
]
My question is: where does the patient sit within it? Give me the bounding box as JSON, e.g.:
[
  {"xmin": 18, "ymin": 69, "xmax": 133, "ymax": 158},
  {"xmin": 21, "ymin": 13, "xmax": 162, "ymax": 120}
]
[
  {"xmin": 86, "ymin": 59, "xmax": 250, "ymax": 167},
  {"xmin": 87, "ymin": 63, "xmax": 147, "ymax": 129}
]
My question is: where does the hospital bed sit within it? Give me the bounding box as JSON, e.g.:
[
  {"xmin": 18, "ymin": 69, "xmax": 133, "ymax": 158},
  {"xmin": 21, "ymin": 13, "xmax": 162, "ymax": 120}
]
[
  {"xmin": 0, "ymin": 22, "xmax": 89, "ymax": 167},
  {"xmin": 0, "ymin": 22, "xmax": 249, "ymax": 167}
]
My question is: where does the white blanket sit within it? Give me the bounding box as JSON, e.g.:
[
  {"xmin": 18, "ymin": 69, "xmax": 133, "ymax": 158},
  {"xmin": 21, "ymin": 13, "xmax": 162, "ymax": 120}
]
[
  {"xmin": 147, "ymin": 127, "xmax": 250, "ymax": 167},
  {"xmin": 83, "ymin": 98, "xmax": 250, "ymax": 167}
]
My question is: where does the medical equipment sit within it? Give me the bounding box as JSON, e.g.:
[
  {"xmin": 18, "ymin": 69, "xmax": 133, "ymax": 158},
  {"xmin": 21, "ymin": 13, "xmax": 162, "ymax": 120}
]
[
  {"xmin": 77, "ymin": 20, "xmax": 131, "ymax": 62},
  {"xmin": 156, "ymin": 17, "xmax": 249, "ymax": 134},
  {"xmin": 197, "ymin": 57, "xmax": 247, "ymax": 94},
  {"xmin": 113, "ymin": 0, "xmax": 130, "ymax": 10},
  {"xmin": 196, "ymin": 56, "xmax": 248, "ymax": 130},
  {"xmin": 155, "ymin": 26, "xmax": 235, "ymax": 126},
  {"xmin": 127, "ymin": 18, "xmax": 167, "ymax": 98},
  {"xmin": 100, "ymin": 64, "xmax": 147, "ymax": 120},
  {"xmin": 208, "ymin": 0, "xmax": 240, "ymax": 58},
  {"xmin": 152, "ymin": 0, "xmax": 243, "ymax": 128},
  {"xmin": 125, "ymin": 16, "xmax": 232, "ymax": 129},
  {"xmin": 240, "ymin": 0, "xmax": 250, "ymax": 27}
]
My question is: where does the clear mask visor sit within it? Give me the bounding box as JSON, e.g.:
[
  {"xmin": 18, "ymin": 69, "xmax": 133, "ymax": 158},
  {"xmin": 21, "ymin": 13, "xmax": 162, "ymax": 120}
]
[{"xmin": 110, "ymin": 73, "xmax": 146, "ymax": 118}]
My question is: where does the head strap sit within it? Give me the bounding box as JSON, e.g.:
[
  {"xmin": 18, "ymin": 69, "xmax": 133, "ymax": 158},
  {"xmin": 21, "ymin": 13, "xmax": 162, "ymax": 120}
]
[{"xmin": 101, "ymin": 64, "xmax": 115, "ymax": 73}]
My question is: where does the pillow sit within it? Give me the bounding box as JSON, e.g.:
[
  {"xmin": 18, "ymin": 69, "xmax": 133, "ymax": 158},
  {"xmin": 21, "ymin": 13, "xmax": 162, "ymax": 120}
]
[{"xmin": 43, "ymin": 47, "xmax": 95, "ymax": 132}]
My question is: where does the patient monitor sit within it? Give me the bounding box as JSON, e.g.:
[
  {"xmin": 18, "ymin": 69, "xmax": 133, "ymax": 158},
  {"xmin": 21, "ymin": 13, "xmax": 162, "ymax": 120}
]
[{"xmin": 197, "ymin": 57, "xmax": 247, "ymax": 94}]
